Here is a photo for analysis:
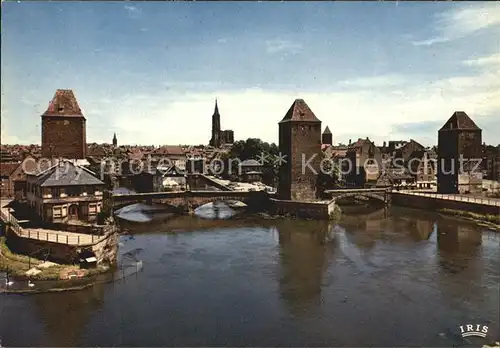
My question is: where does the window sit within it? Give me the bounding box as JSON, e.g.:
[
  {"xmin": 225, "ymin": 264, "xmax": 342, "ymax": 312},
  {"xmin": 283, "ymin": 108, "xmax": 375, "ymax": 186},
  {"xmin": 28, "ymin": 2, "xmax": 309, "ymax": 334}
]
[
  {"xmin": 53, "ymin": 207, "xmax": 62, "ymax": 218},
  {"xmin": 66, "ymin": 186, "xmax": 82, "ymax": 196},
  {"xmin": 51, "ymin": 188, "xmax": 60, "ymax": 197}
]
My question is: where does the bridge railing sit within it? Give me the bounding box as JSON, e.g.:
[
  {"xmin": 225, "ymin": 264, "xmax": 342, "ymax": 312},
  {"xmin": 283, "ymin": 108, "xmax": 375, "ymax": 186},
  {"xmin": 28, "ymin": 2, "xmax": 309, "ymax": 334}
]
[
  {"xmin": 15, "ymin": 228, "xmax": 101, "ymax": 245},
  {"xmin": 325, "ymin": 188, "xmax": 391, "ymax": 193},
  {"xmin": 398, "ymin": 191, "xmax": 500, "ymax": 207},
  {"xmin": 1, "ymin": 209, "xmax": 102, "ymax": 246},
  {"xmin": 0, "ymin": 210, "xmax": 9, "ymax": 224}
]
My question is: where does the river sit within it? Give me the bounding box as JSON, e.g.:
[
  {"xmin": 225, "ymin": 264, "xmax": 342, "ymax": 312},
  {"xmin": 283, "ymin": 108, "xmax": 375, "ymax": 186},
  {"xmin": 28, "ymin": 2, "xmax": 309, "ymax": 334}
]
[{"xmin": 1, "ymin": 204, "xmax": 499, "ymax": 347}]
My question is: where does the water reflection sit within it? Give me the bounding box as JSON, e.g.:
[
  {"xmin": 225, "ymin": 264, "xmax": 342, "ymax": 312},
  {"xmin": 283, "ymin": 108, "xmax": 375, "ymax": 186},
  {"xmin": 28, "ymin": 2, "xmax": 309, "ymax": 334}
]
[
  {"xmin": 2, "ymin": 206, "xmax": 498, "ymax": 347},
  {"xmin": 276, "ymin": 220, "xmax": 336, "ymax": 315},
  {"xmin": 412, "ymin": 219, "xmax": 435, "ymax": 241},
  {"xmin": 338, "ymin": 208, "xmax": 391, "ymax": 250},
  {"xmin": 32, "ymin": 282, "xmax": 106, "ymax": 346},
  {"xmin": 194, "ymin": 202, "xmax": 236, "ymax": 220},
  {"xmin": 115, "ymin": 203, "xmax": 174, "ymax": 223},
  {"xmin": 437, "ymin": 220, "xmax": 482, "ymax": 274}
]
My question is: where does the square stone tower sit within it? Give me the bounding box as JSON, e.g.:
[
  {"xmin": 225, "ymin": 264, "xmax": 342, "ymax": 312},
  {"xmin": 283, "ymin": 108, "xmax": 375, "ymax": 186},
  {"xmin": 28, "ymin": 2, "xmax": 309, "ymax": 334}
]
[
  {"xmin": 41, "ymin": 89, "xmax": 87, "ymax": 159},
  {"xmin": 278, "ymin": 99, "xmax": 322, "ymax": 201},
  {"xmin": 438, "ymin": 111, "xmax": 482, "ymax": 194}
]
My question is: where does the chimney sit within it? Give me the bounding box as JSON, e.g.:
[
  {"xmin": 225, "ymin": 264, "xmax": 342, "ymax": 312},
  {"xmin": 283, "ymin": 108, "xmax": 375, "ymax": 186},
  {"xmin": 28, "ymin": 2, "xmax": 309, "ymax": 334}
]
[
  {"xmin": 383, "ymin": 141, "xmax": 386, "ymax": 148},
  {"xmin": 349, "ymin": 139, "xmax": 352, "ymax": 146}
]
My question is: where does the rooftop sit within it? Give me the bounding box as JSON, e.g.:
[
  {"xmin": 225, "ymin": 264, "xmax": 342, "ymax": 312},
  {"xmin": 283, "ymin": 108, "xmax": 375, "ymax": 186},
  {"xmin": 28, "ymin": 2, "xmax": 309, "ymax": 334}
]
[
  {"xmin": 279, "ymin": 99, "xmax": 321, "ymax": 123},
  {"xmin": 42, "ymin": 89, "xmax": 85, "ymax": 119},
  {"xmin": 35, "ymin": 160, "xmax": 105, "ymax": 187},
  {"xmin": 439, "ymin": 111, "xmax": 481, "ymax": 131}
]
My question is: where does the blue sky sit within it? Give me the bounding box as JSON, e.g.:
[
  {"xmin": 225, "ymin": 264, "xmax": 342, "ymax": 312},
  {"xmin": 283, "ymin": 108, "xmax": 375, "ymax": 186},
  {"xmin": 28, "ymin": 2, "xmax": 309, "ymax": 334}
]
[{"xmin": 2, "ymin": 1, "xmax": 499, "ymax": 146}]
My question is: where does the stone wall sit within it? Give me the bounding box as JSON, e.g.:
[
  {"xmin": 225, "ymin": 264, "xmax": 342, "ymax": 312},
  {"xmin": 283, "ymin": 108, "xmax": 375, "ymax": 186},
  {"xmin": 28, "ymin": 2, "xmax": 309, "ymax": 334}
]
[
  {"xmin": 438, "ymin": 128, "xmax": 482, "ymax": 194},
  {"xmin": 42, "ymin": 117, "xmax": 87, "ymax": 159},
  {"xmin": 278, "ymin": 122, "xmax": 322, "ymax": 201},
  {"xmin": 6, "ymin": 231, "xmax": 80, "ymax": 264},
  {"xmin": 4, "ymin": 224, "xmax": 118, "ymax": 266},
  {"xmin": 391, "ymin": 192, "xmax": 499, "ymax": 215},
  {"xmin": 270, "ymin": 198, "xmax": 335, "ymax": 220},
  {"xmin": 91, "ymin": 225, "xmax": 118, "ymax": 265}
]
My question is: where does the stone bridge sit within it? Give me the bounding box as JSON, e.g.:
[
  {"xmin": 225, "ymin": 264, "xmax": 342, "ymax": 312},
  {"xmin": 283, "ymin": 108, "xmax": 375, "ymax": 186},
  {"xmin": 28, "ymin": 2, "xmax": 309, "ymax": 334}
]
[
  {"xmin": 186, "ymin": 174, "xmax": 233, "ymax": 191},
  {"xmin": 111, "ymin": 190, "xmax": 270, "ymax": 212},
  {"xmin": 324, "ymin": 188, "xmax": 392, "ymax": 205}
]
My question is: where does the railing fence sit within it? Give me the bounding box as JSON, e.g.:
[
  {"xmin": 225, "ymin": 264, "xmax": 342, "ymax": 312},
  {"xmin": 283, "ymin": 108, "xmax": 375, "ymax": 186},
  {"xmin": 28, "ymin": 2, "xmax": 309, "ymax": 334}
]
[
  {"xmin": 0, "ymin": 210, "xmax": 101, "ymax": 245},
  {"xmin": 398, "ymin": 191, "xmax": 500, "ymax": 207}
]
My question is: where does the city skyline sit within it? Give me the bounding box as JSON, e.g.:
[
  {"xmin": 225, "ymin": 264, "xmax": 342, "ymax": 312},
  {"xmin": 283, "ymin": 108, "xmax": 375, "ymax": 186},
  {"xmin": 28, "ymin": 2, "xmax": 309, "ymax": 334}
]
[{"xmin": 2, "ymin": 1, "xmax": 500, "ymax": 146}]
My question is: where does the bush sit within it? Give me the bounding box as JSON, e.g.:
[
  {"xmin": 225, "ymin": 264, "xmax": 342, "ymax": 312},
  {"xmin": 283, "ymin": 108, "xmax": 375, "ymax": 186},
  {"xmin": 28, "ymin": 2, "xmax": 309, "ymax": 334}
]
[{"xmin": 96, "ymin": 211, "xmax": 109, "ymax": 225}]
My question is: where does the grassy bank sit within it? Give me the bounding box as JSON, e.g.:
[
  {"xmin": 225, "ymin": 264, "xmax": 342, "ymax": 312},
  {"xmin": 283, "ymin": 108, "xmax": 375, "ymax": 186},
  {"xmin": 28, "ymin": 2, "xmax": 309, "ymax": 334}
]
[
  {"xmin": 438, "ymin": 209, "xmax": 500, "ymax": 230},
  {"xmin": 0, "ymin": 237, "xmax": 108, "ymax": 280}
]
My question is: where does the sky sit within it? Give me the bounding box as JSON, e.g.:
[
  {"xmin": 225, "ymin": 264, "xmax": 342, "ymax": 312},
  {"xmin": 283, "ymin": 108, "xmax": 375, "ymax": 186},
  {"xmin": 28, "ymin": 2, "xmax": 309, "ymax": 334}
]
[{"xmin": 1, "ymin": 1, "xmax": 499, "ymax": 147}]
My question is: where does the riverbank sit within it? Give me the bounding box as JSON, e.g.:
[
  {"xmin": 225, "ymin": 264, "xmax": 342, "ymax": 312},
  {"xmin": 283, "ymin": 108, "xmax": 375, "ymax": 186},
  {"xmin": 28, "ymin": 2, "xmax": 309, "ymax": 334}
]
[
  {"xmin": 0, "ymin": 236, "xmax": 110, "ymax": 281},
  {"xmin": 437, "ymin": 209, "xmax": 500, "ymax": 231}
]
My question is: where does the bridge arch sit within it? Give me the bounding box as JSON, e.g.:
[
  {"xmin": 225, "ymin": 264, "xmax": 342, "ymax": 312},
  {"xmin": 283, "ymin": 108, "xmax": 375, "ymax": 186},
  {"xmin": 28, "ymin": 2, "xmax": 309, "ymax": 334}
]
[
  {"xmin": 325, "ymin": 188, "xmax": 391, "ymax": 205},
  {"xmin": 111, "ymin": 190, "xmax": 270, "ymax": 213}
]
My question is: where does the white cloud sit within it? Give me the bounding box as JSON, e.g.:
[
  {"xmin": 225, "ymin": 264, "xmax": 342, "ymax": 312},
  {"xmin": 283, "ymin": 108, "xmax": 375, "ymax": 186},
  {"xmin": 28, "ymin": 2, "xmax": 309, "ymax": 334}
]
[
  {"xmin": 338, "ymin": 74, "xmax": 408, "ymax": 88},
  {"xmin": 463, "ymin": 52, "xmax": 500, "ymax": 67},
  {"xmin": 81, "ymin": 59, "xmax": 499, "ymax": 147},
  {"xmin": 412, "ymin": 3, "xmax": 500, "ymax": 46},
  {"xmin": 265, "ymin": 40, "xmax": 303, "ymax": 54}
]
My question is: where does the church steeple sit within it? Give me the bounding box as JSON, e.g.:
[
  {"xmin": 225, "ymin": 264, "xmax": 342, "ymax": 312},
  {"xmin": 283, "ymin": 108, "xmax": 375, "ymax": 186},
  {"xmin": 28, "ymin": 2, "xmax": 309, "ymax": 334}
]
[
  {"xmin": 112, "ymin": 132, "xmax": 117, "ymax": 147},
  {"xmin": 210, "ymin": 98, "xmax": 221, "ymax": 147},
  {"xmin": 214, "ymin": 98, "xmax": 220, "ymax": 115}
]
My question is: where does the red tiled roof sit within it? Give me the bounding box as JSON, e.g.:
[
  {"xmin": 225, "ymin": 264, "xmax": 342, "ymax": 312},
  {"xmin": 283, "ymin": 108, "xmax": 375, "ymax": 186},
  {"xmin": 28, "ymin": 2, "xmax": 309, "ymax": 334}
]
[
  {"xmin": 280, "ymin": 99, "xmax": 321, "ymax": 123},
  {"xmin": 440, "ymin": 111, "xmax": 480, "ymax": 131},
  {"xmin": 153, "ymin": 145, "xmax": 185, "ymax": 157},
  {"xmin": 0, "ymin": 162, "xmax": 20, "ymax": 177},
  {"xmin": 88, "ymin": 145, "xmax": 107, "ymax": 157},
  {"xmin": 350, "ymin": 138, "xmax": 368, "ymax": 148},
  {"xmin": 128, "ymin": 150, "xmax": 143, "ymax": 160},
  {"xmin": 42, "ymin": 89, "xmax": 85, "ymax": 119}
]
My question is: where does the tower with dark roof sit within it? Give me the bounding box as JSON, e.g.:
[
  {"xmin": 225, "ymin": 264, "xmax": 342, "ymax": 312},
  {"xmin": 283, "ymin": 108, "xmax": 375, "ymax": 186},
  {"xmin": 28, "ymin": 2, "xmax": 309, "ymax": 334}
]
[
  {"xmin": 278, "ymin": 99, "xmax": 322, "ymax": 201},
  {"xmin": 209, "ymin": 99, "xmax": 221, "ymax": 147},
  {"xmin": 41, "ymin": 89, "xmax": 87, "ymax": 159},
  {"xmin": 112, "ymin": 133, "xmax": 117, "ymax": 147},
  {"xmin": 437, "ymin": 111, "xmax": 482, "ymax": 194},
  {"xmin": 322, "ymin": 126, "xmax": 332, "ymax": 146}
]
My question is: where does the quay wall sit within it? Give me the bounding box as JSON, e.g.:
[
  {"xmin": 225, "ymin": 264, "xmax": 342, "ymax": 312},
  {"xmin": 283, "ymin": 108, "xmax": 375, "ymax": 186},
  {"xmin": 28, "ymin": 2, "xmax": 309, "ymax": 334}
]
[
  {"xmin": 4, "ymin": 225, "xmax": 118, "ymax": 266},
  {"xmin": 391, "ymin": 192, "xmax": 500, "ymax": 215},
  {"xmin": 270, "ymin": 198, "xmax": 335, "ymax": 220}
]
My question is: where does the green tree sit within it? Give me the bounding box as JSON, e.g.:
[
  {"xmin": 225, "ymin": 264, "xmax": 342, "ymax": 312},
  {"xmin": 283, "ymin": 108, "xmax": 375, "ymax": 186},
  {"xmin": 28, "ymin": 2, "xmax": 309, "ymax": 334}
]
[
  {"xmin": 316, "ymin": 154, "xmax": 341, "ymax": 197},
  {"xmin": 223, "ymin": 138, "xmax": 279, "ymax": 186}
]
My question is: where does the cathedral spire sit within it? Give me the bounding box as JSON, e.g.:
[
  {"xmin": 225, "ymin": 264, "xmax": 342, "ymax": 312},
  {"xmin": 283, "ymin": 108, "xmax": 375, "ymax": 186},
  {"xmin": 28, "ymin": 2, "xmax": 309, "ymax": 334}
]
[
  {"xmin": 210, "ymin": 98, "xmax": 221, "ymax": 147},
  {"xmin": 214, "ymin": 98, "xmax": 220, "ymax": 115}
]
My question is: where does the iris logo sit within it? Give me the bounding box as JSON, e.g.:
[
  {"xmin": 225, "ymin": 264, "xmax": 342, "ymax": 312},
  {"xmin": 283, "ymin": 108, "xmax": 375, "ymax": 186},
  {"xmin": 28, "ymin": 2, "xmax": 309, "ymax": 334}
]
[{"xmin": 459, "ymin": 324, "xmax": 488, "ymax": 338}]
